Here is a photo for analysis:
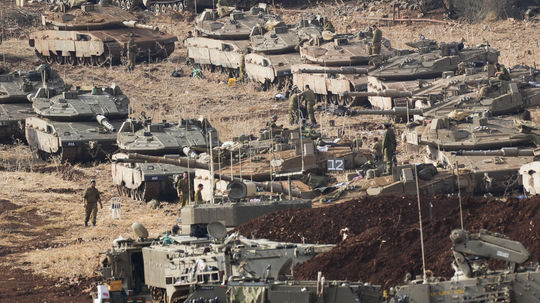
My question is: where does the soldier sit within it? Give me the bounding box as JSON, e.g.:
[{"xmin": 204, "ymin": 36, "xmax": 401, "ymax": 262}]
[
  {"xmin": 288, "ymin": 92, "xmax": 300, "ymax": 125},
  {"xmin": 321, "ymin": 17, "xmax": 336, "ymax": 41},
  {"xmin": 299, "ymin": 85, "xmax": 317, "ymax": 125},
  {"xmin": 83, "ymin": 179, "xmax": 103, "ymax": 227},
  {"xmin": 176, "ymin": 172, "xmax": 190, "ymax": 207},
  {"xmin": 351, "ymin": 134, "xmax": 363, "ymax": 150},
  {"xmin": 194, "ymin": 183, "xmax": 204, "ymax": 204},
  {"xmin": 126, "ymin": 34, "xmax": 137, "ymax": 72},
  {"xmin": 494, "ymin": 63, "xmax": 511, "ymax": 81},
  {"xmin": 266, "ymin": 115, "xmax": 279, "ymax": 129},
  {"xmin": 372, "ymin": 137, "xmax": 382, "ymax": 163},
  {"xmin": 382, "ymin": 123, "xmax": 396, "ymax": 175},
  {"xmin": 371, "ymin": 24, "xmax": 382, "ymax": 55}
]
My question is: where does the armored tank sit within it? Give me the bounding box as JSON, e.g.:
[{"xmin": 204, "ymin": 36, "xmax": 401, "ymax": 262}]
[
  {"xmin": 29, "ymin": 4, "xmax": 177, "ymax": 66},
  {"xmin": 186, "ymin": 37, "xmax": 249, "ymax": 76},
  {"xmin": 392, "ymin": 229, "xmax": 540, "ymax": 303},
  {"xmin": 194, "ymin": 5, "xmax": 275, "ymax": 40},
  {"xmin": 404, "ymin": 115, "xmax": 540, "ymax": 151},
  {"xmin": 249, "ymin": 20, "xmax": 322, "ymax": 54},
  {"xmin": 244, "ymin": 52, "xmax": 302, "ymax": 89},
  {"xmin": 112, "ymin": 117, "xmax": 220, "ymax": 201},
  {"xmin": 0, "ymin": 67, "xmax": 65, "ymax": 142},
  {"xmin": 370, "ymin": 42, "xmax": 499, "ymax": 81},
  {"xmin": 25, "ymin": 85, "xmax": 129, "ymax": 162},
  {"xmin": 110, "ymin": 0, "xmax": 215, "ymax": 12},
  {"xmin": 300, "ymin": 34, "xmax": 393, "ymax": 66},
  {"xmin": 99, "ymin": 221, "xmax": 383, "ymax": 303}
]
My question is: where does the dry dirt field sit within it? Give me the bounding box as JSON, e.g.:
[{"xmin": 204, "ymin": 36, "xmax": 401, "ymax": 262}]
[{"xmin": 0, "ymin": 0, "xmax": 539, "ymax": 301}]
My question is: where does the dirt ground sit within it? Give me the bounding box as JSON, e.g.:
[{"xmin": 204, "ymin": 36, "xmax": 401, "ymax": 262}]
[
  {"xmin": 236, "ymin": 195, "xmax": 540, "ymax": 289},
  {"xmin": 0, "ymin": 0, "xmax": 539, "ymax": 301}
]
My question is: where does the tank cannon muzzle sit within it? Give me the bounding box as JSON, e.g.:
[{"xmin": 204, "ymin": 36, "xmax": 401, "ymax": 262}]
[
  {"xmin": 355, "ymin": 107, "xmax": 423, "ymax": 116},
  {"xmin": 343, "ymin": 89, "xmax": 413, "ymax": 98},
  {"xmin": 96, "ymin": 114, "xmax": 116, "ymax": 132},
  {"xmin": 299, "ymin": 67, "xmax": 368, "ymax": 75},
  {"xmin": 122, "ymin": 20, "xmax": 159, "ymax": 31}
]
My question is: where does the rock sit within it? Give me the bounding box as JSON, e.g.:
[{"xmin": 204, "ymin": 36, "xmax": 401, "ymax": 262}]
[{"xmin": 148, "ymin": 199, "xmax": 160, "ymax": 209}]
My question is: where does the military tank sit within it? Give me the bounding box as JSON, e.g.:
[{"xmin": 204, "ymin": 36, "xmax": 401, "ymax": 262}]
[
  {"xmin": 244, "ymin": 52, "xmax": 302, "ymax": 89},
  {"xmin": 249, "ymin": 20, "xmax": 322, "ymax": 54},
  {"xmin": 186, "ymin": 37, "xmax": 249, "ymax": 76},
  {"xmin": 0, "ymin": 67, "xmax": 65, "ymax": 142},
  {"xmin": 29, "ymin": 4, "xmax": 177, "ymax": 66},
  {"xmin": 112, "ymin": 117, "xmax": 220, "ymax": 201},
  {"xmin": 194, "ymin": 5, "xmax": 275, "ymax": 40},
  {"xmin": 25, "ymin": 85, "xmax": 129, "ymax": 162},
  {"xmin": 370, "ymin": 42, "xmax": 499, "ymax": 81},
  {"xmin": 392, "ymin": 229, "xmax": 540, "ymax": 303}
]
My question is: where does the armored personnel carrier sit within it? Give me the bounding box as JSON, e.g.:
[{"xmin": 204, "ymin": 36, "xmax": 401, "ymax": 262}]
[
  {"xmin": 370, "ymin": 42, "xmax": 499, "ymax": 81},
  {"xmin": 25, "ymin": 85, "xmax": 129, "ymax": 162},
  {"xmin": 194, "ymin": 5, "xmax": 275, "ymax": 40},
  {"xmin": 98, "ymin": 222, "xmax": 384, "ymax": 303},
  {"xmin": 0, "ymin": 67, "xmax": 65, "ymax": 141},
  {"xmin": 29, "ymin": 4, "xmax": 177, "ymax": 66},
  {"xmin": 392, "ymin": 229, "xmax": 540, "ymax": 303}
]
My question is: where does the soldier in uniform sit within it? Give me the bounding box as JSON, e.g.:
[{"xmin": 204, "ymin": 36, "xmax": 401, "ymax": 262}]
[
  {"xmin": 494, "ymin": 63, "xmax": 511, "ymax": 81},
  {"xmin": 83, "ymin": 179, "xmax": 103, "ymax": 227},
  {"xmin": 176, "ymin": 172, "xmax": 190, "ymax": 207},
  {"xmin": 371, "ymin": 24, "xmax": 382, "ymax": 55},
  {"xmin": 288, "ymin": 93, "xmax": 300, "ymax": 125},
  {"xmin": 126, "ymin": 34, "xmax": 137, "ymax": 72},
  {"xmin": 299, "ymin": 85, "xmax": 317, "ymax": 125},
  {"xmin": 194, "ymin": 183, "xmax": 204, "ymax": 204},
  {"xmin": 372, "ymin": 137, "xmax": 382, "ymax": 163},
  {"xmin": 382, "ymin": 123, "xmax": 396, "ymax": 175}
]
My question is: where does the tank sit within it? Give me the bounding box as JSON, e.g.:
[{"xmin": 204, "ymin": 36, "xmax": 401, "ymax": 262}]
[
  {"xmin": 110, "ymin": 0, "xmax": 215, "ymax": 12},
  {"xmin": 186, "ymin": 37, "xmax": 249, "ymax": 76},
  {"xmin": 112, "ymin": 117, "xmax": 220, "ymax": 201},
  {"xmin": 0, "ymin": 67, "xmax": 65, "ymax": 142},
  {"xmin": 194, "ymin": 5, "xmax": 276, "ymax": 40},
  {"xmin": 25, "ymin": 85, "xmax": 129, "ymax": 162},
  {"xmin": 249, "ymin": 20, "xmax": 322, "ymax": 54},
  {"xmin": 300, "ymin": 34, "xmax": 393, "ymax": 66},
  {"xmin": 29, "ymin": 4, "xmax": 178, "ymax": 66},
  {"xmin": 370, "ymin": 42, "xmax": 500, "ymax": 81},
  {"xmin": 391, "ymin": 229, "xmax": 540, "ymax": 303},
  {"xmin": 244, "ymin": 52, "xmax": 302, "ymax": 89}
]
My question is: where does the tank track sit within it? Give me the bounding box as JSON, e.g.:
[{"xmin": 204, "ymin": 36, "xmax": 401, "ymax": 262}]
[
  {"xmin": 35, "ymin": 42, "xmax": 119, "ymax": 67},
  {"xmin": 117, "ymin": 181, "xmax": 160, "ymax": 202}
]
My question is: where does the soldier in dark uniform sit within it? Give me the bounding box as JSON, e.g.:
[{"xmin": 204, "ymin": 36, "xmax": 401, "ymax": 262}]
[
  {"xmin": 299, "ymin": 85, "xmax": 317, "ymax": 125},
  {"xmin": 372, "ymin": 137, "xmax": 382, "ymax": 163},
  {"xmin": 494, "ymin": 63, "xmax": 511, "ymax": 81},
  {"xmin": 382, "ymin": 123, "xmax": 396, "ymax": 175},
  {"xmin": 176, "ymin": 172, "xmax": 190, "ymax": 207},
  {"xmin": 83, "ymin": 179, "xmax": 103, "ymax": 227},
  {"xmin": 194, "ymin": 184, "xmax": 204, "ymax": 204},
  {"xmin": 126, "ymin": 34, "xmax": 137, "ymax": 72}
]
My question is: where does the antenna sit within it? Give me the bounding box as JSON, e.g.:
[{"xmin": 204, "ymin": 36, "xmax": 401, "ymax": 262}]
[
  {"xmin": 414, "ymin": 164, "xmax": 427, "ymax": 282},
  {"xmin": 455, "ymin": 161, "xmax": 464, "ymax": 229},
  {"xmin": 209, "ymin": 130, "xmax": 214, "ymax": 204}
]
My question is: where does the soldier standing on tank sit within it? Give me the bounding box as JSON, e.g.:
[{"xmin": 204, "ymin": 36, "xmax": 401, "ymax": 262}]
[
  {"xmin": 299, "ymin": 85, "xmax": 317, "ymax": 125},
  {"xmin": 371, "ymin": 24, "xmax": 382, "ymax": 55},
  {"xmin": 382, "ymin": 123, "xmax": 396, "ymax": 175},
  {"xmin": 126, "ymin": 34, "xmax": 137, "ymax": 72},
  {"xmin": 83, "ymin": 179, "xmax": 103, "ymax": 227},
  {"xmin": 176, "ymin": 172, "xmax": 190, "ymax": 207}
]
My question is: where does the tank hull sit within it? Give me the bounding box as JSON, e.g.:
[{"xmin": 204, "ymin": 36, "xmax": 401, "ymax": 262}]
[
  {"xmin": 25, "ymin": 117, "xmax": 122, "ymax": 162},
  {"xmin": 0, "ymin": 103, "xmax": 35, "ymax": 142}
]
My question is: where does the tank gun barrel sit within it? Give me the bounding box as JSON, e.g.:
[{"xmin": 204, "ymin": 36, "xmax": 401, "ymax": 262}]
[
  {"xmin": 343, "ymin": 89, "xmax": 412, "ymax": 98},
  {"xmin": 122, "ymin": 21, "xmax": 159, "ymax": 31},
  {"xmin": 452, "ymin": 148, "xmax": 534, "ymax": 157},
  {"xmin": 118, "ymin": 153, "xmax": 303, "ymax": 197},
  {"xmin": 355, "ymin": 107, "xmax": 423, "ymax": 116},
  {"xmin": 96, "ymin": 115, "xmax": 116, "ymax": 132},
  {"xmin": 299, "ymin": 67, "xmax": 368, "ymax": 75}
]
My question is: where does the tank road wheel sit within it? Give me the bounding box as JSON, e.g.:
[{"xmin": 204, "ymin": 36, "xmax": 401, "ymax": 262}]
[
  {"xmin": 125, "ymin": 0, "xmax": 133, "ymax": 10},
  {"xmin": 54, "ymin": 54, "xmax": 65, "ymax": 65},
  {"xmin": 45, "ymin": 55, "xmax": 55, "ymax": 65},
  {"xmin": 95, "ymin": 55, "xmax": 108, "ymax": 67},
  {"xmin": 65, "ymin": 55, "xmax": 76, "ymax": 66},
  {"xmin": 150, "ymin": 287, "xmax": 165, "ymax": 302},
  {"xmin": 173, "ymin": 3, "xmax": 179, "ymax": 11},
  {"xmin": 161, "ymin": 4, "xmax": 167, "ymax": 13}
]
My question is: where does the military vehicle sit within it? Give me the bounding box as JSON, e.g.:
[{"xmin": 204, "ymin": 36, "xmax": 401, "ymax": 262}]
[
  {"xmin": 244, "ymin": 52, "xmax": 302, "ymax": 89},
  {"xmin": 110, "ymin": 0, "xmax": 214, "ymax": 12},
  {"xmin": 392, "ymin": 229, "xmax": 540, "ymax": 303},
  {"xmin": 370, "ymin": 42, "xmax": 499, "ymax": 81},
  {"xmin": 112, "ymin": 117, "xmax": 220, "ymax": 201},
  {"xmin": 25, "ymin": 85, "xmax": 129, "ymax": 162},
  {"xmin": 99, "ymin": 221, "xmax": 358, "ymax": 303},
  {"xmin": 194, "ymin": 5, "xmax": 275, "ymax": 40},
  {"xmin": 29, "ymin": 4, "xmax": 177, "ymax": 66},
  {"xmin": 0, "ymin": 67, "xmax": 65, "ymax": 142},
  {"xmin": 249, "ymin": 20, "xmax": 322, "ymax": 54},
  {"xmin": 186, "ymin": 37, "xmax": 249, "ymax": 76},
  {"xmin": 300, "ymin": 34, "xmax": 393, "ymax": 66}
]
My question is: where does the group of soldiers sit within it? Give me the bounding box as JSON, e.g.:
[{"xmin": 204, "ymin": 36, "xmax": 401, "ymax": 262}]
[
  {"xmin": 288, "ymin": 85, "xmax": 317, "ymax": 126},
  {"xmin": 176, "ymin": 172, "xmax": 205, "ymax": 207},
  {"xmin": 350, "ymin": 123, "xmax": 396, "ymax": 176}
]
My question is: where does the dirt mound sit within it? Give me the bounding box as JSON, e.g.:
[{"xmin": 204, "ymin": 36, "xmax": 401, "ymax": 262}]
[
  {"xmin": 0, "ymin": 199, "xmax": 20, "ymax": 214},
  {"xmin": 235, "ymin": 196, "xmax": 540, "ymax": 288}
]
